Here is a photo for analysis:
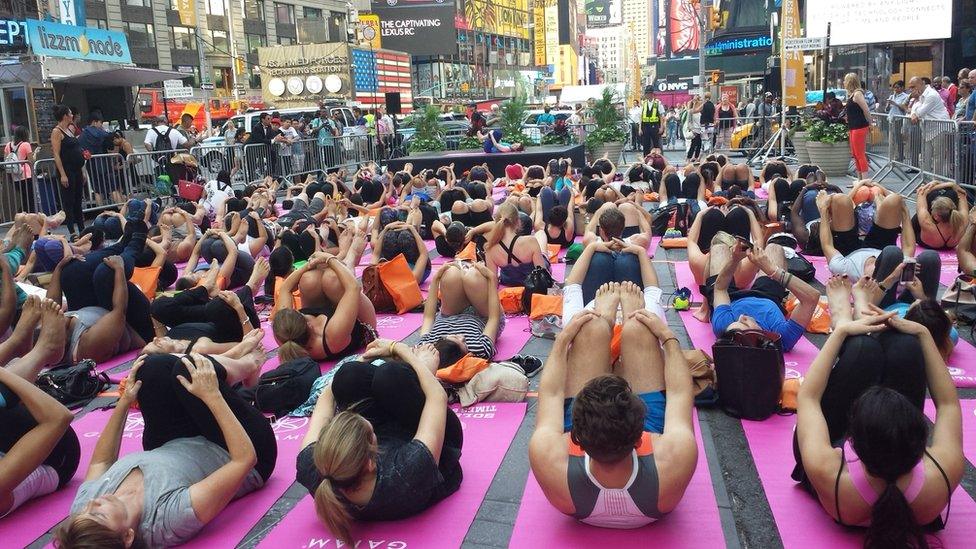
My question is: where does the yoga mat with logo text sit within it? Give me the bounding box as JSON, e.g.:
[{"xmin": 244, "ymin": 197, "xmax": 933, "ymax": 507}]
[
  {"xmin": 508, "ymin": 410, "xmax": 724, "ymax": 548},
  {"xmin": 257, "ymin": 403, "xmax": 527, "ymax": 548}
]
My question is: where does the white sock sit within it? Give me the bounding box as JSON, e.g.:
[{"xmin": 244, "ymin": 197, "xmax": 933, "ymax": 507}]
[{"xmin": 1, "ymin": 463, "xmax": 59, "ymax": 518}]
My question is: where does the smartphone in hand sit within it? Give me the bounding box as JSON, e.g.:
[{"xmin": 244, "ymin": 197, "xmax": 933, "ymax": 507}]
[{"xmin": 900, "ymin": 258, "xmax": 917, "ymax": 283}]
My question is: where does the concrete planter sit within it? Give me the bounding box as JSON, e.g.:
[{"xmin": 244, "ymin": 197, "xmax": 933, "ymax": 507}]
[
  {"xmin": 588, "ymin": 141, "xmax": 624, "ymax": 164},
  {"xmin": 792, "ymin": 131, "xmax": 810, "ymax": 164},
  {"xmin": 807, "ymin": 140, "xmax": 851, "ymax": 177}
]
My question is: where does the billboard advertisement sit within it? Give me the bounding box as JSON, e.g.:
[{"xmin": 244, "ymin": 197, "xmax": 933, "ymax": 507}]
[
  {"xmin": 585, "ymin": 0, "xmax": 620, "ymax": 28},
  {"xmin": 806, "ymin": 0, "xmax": 951, "ymax": 46},
  {"xmin": 533, "ymin": 6, "xmax": 546, "ymax": 66},
  {"xmin": 369, "ymin": 0, "xmax": 457, "ymax": 56},
  {"xmin": 457, "ymin": 0, "xmax": 530, "ymax": 40},
  {"xmin": 25, "ymin": 19, "xmax": 132, "ymax": 63},
  {"xmin": 668, "ymin": 0, "xmax": 699, "ymax": 56},
  {"xmin": 258, "ymin": 43, "xmax": 351, "ymax": 107}
]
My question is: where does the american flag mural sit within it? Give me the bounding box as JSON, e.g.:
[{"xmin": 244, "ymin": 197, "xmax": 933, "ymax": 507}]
[{"xmin": 351, "ymin": 48, "xmax": 413, "ymax": 113}]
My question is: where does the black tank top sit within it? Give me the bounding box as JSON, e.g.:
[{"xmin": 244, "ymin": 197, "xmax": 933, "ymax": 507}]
[
  {"xmin": 718, "ymin": 105, "xmax": 735, "ymax": 128},
  {"xmin": 57, "ymin": 127, "xmax": 85, "ymax": 169},
  {"xmin": 845, "ymin": 94, "xmax": 870, "ymax": 130}
]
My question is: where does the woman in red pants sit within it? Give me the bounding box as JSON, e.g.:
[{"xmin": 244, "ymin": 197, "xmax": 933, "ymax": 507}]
[{"xmin": 845, "ymin": 73, "xmax": 873, "ymax": 180}]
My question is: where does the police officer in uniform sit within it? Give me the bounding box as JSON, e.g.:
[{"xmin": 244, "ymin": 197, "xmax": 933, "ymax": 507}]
[{"xmin": 639, "ymin": 85, "xmax": 664, "ymax": 156}]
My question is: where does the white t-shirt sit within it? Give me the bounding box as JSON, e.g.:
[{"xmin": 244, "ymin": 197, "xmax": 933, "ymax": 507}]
[
  {"xmin": 828, "ymin": 247, "xmax": 881, "ymax": 279},
  {"xmin": 144, "ymin": 125, "xmax": 188, "ymax": 151}
]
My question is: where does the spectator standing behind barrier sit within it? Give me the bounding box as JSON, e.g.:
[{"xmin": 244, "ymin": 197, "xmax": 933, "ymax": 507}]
[
  {"xmin": 78, "ymin": 111, "xmax": 114, "ymax": 206},
  {"xmin": 844, "ymin": 73, "xmax": 873, "ymax": 180},
  {"xmin": 627, "ymin": 100, "xmax": 641, "ymax": 152},
  {"xmin": 5, "ymin": 125, "xmax": 35, "ymax": 213},
  {"xmin": 51, "ymin": 104, "xmax": 86, "ymax": 238},
  {"xmin": 909, "ymin": 77, "xmax": 951, "ymax": 176},
  {"xmin": 715, "ymin": 95, "xmax": 738, "ymax": 151},
  {"xmin": 638, "ymin": 86, "xmax": 664, "ymax": 156},
  {"xmin": 886, "ymin": 81, "xmax": 910, "ymax": 163}
]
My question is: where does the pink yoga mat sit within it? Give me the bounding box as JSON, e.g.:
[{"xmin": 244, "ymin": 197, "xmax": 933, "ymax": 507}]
[
  {"xmin": 258, "ymin": 403, "xmax": 527, "ymax": 548},
  {"xmin": 946, "ymin": 339, "xmax": 976, "ymax": 388},
  {"xmin": 181, "ymin": 416, "xmax": 311, "ymax": 548},
  {"xmin": 495, "ymin": 315, "xmax": 534, "ymax": 359},
  {"xmin": 940, "ymin": 261, "xmax": 962, "ymax": 287},
  {"xmin": 925, "ymin": 398, "xmax": 976, "ymax": 463},
  {"xmin": 95, "ymin": 349, "xmax": 139, "ymax": 374},
  {"xmin": 376, "ymin": 312, "xmax": 425, "ymax": 341},
  {"xmin": 508, "ymin": 410, "xmax": 724, "ymax": 548},
  {"xmin": 0, "ymin": 409, "xmax": 144, "ymax": 547},
  {"xmin": 743, "ymin": 413, "xmax": 976, "ymax": 548}
]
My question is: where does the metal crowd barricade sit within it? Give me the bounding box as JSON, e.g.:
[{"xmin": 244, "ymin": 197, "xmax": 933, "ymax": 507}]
[
  {"xmin": 273, "ymin": 137, "xmax": 322, "ymax": 182},
  {"xmin": 123, "ymin": 149, "xmax": 189, "ymax": 198},
  {"xmin": 870, "ymin": 114, "xmax": 957, "ymax": 195},
  {"xmin": 191, "ymin": 143, "xmax": 246, "ymax": 189},
  {"xmin": 84, "ymin": 152, "xmax": 127, "ymax": 211},
  {"xmin": 958, "ymin": 121, "xmax": 976, "ymax": 192},
  {"xmin": 0, "ymin": 160, "xmax": 38, "ymax": 224},
  {"xmin": 243, "ymin": 143, "xmax": 272, "ymax": 185}
]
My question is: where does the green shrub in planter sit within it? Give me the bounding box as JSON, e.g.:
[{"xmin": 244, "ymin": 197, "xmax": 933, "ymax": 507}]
[
  {"xmin": 458, "ymin": 136, "xmax": 481, "ymax": 150},
  {"xmin": 807, "ymin": 119, "xmax": 849, "ymax": 143},
  {"xmin": 584, "ymin": 87, "xmax": 627, "ymax": 153},
  {"xmin": 407, "ymin": 105, "xmax": 445, "ymax": 153}
]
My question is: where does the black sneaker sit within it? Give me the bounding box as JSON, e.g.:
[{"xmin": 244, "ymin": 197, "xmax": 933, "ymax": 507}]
[{"xmin": 509, "ymin": 355, "xmax": 543, "ymax": 378}]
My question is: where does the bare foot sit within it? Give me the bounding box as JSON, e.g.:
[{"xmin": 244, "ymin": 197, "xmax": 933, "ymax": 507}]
[
  {"xmin": 852, "ymin": 276, "xmax": 883, "ymax": 319},
  {"xmin": 34, "ymin": 299, "xmax": 67, "ymax": 367},
  {"xmin": 346, "ymin": 228, "xmax": 367, "ymax": 270},
  {"xmin": 226, "ymin": 329, "xmax": 263, "ymax": 359},
  {"xmin": 247, "ymin": 257, "xmax": 270, "ymax": 295},
  {"xmin": 47, "ymin": 211, "xmax": 66, "ymax": 229},
  {"xmin": 825, "ymin": 275, "xmax": 853, "ymax": 325},
  {"xmin": 619, "ymin": 281, "xmax": 645, "ymax": 318},
  {"xmin": 593, "ymin": 282, "xmax": 620, "ymax": 327},
  {"xmin": 203, "ymin": 260, "xmax": 220, "ymax": 297},
  {"xmin": 242, "ymin": 344, "xmax": 267, "ymax": 388}
]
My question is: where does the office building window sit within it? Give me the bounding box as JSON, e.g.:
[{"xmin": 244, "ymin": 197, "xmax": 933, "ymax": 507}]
[
  {"xmin": 274, "ymin": 3, "xmax": 294, "ymax": 24},
  {"xmin": 245, "ymin": 32, "xmax": 266, "ymax": 53},
  {"xmin": 210, "ymin": 30, "xmax": 229, "ymax": 53},
  {"xmin": 175, "ymin": 66, "xmax": 200, "ymax": 87},
  {"xmin": 171, "ymin": 26, "xmax": 196, "ymax": 50},
  {"xmin": 244, "ymin": 0, "xmax": 265, "ymax": 20},
  {"xmin": 124, "ymin": 22, "xmax": 154, "ymax": 48},
  {"xmin": 85, "ymin": 18, "xmax": 107, "ymax": 29},
  {"xmin": 207, "ymin": 0, "xmax": 225, "ymax": 15},
  {"xmin": 277, "ymin": 35, "xmax": 293, "ymax": 45},
  {"xmin": 303, "ymin": 7, "xmax": 321, "ymax": 19},
  {"xmin": 125, "ymin": 0, "xmax": 150, "ymax": 6},
  {"xmin": 248, "ymin": 69, "xmax": 261, "ymax": 89}
]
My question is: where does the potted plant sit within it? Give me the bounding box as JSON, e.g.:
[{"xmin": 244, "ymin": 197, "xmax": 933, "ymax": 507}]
[
  {"xmin": 789, "ymin": 116, "xmax": 812, "ymax": 164},
  {"xmin": 585, "ymin": 87, "xmax": 628, "ymax": 162},
  {"xmin": 499, "ymin": 94, "xmax": 535, "ymax": 146},
  {"xmin": 407, "ymin": 105, "xmax": 445, "ymax": 154},
  {"xmin": 806, "ymin": 119, "xmax": 851, "ymax": 176}
]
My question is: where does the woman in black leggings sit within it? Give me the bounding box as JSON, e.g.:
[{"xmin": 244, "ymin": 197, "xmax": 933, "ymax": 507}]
[
  {"xmin": 58, "ymin": 353, "xmax": 276, "ymax": 547},
  {"xmin": 0, "ymin": 364, "xmax": 78, "ymax": 518},
  {"xmin": 51, "ymin": 104, "xmax": 86, "ymax": 238},
  {"xmin": 297, "ymin": 340, "xmax": 462, "ymax": 546},
  {"xmin": 687, "ymin": 204, "xmax": 762, "ymax": 285}
]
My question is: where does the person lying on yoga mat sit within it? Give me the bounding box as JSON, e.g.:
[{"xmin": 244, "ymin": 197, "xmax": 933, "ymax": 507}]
[
  {"xmin": 223, "ymin": 210, "xmax": 274, "ymax": 259},
  {"xmin": 827, "ymin": 273, "xmax": 957, "ymax": 362},
  {"xmin": 477, "ymin": 129, "xmax": 525, "ymax": 153},
  {"xmin": 657, "ymin": 172, "xmax": 706, "ymax": 206},
  {"xmin": 706, "ymin": 238, "xmax": 820, "ymax": 351},
  {"xmin": 957, "ymin": 213, "xmax": 976, "ymax": 277},
  {"xmin": 786, "ymin": 181, "xmax": 853, "ymax": 255},
  {"xmin": 485, "ymin": 203, "xmax": 551, "ymax": 287},
  {"xmin": 156, "ymin": 205, "xmax": 201, "ymax": 264},
  {"xmin": 717, "ymin": 160, "xmax": 753, "ymax": 192},
  {"xmin": 297, "ymin": 341, "xmax": 462, "ymax": 546},
  {"xmin": 0, "ymin": 299, "xmax": 77, "ymax": 519},
  {"xmin": 59, "ymin": 352, "xmax": 276, "ymax": 547},
  {"xmin": 372, "ymin": 220, "xmax": 432, "ymax": 284},
  {"xmin": 566, "ymin": 234, "xmax": 662, "ymax": 307},
  {"xmin": 273, "ymin": 252, "xmax": 377, "ymax": 362},
  {"xmin": 0, "ymin": 226, "xmax": 34, "ymax": 334},
  {"xmin": 913, "ymin": 182, "xmax": 969, "ymax": 250},
  {"xmin": 758, "ymin": 159, "xmax": 792, "ymax": 189},
  {"xmin": 687, "ymin": 203, "xmax": 764, "ymax": 287},
  {"xmin": 793, "ymin": 312, "xmax": 964, "ymax": 543},
  {"xmin": 818, "ymin": 189, "xmax": 916, "ymax": 279},
  {"xmin": 533, "ymin": 190, "xmax": 576, "ymax": 249},
  {"xmin": 417, "ymin": 261, "xmax": 502, "ymax": 361},
  {"xmin": 149, "ymin": 258, "xmax": 269, "ymax": 347},
  {"xmin": 177, "ymin": 229, "xmax": 253, "ymax": 291},
  {"xmin": 530, "ymin": 285, "xmax": 697, "ymax": 528},
  {"xmin": 437, "ymin": 186, "xmax": 494, "ymax": 229},
  {"xmin": 582, "ymin": 202, "xmax": 651, "ymax": 251}
]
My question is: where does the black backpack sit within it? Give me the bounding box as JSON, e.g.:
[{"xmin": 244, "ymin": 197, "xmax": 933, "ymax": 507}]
[
  {"xmin": 36, "ymin": 360, "xmax": 110, "ymax": 409},
  {"xmin": 153, "ymin": 126, "xmax": 173, "ymax": 152},
  {"xmin": 253, "ymin": 357, "xmax": 321, "ymax": 417},
  {"xmin": 652, "ymin": 202, "xmax": 695, "ymax": 236},
  {"xmin": 522, "ymin": 266, "xmax": 555, "ymax": 314},
  {"xmin": 712, "ymin": 330, "xmax": 785, "ymax": 420}
]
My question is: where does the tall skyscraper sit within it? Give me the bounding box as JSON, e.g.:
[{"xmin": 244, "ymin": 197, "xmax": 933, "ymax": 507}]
[{"xmin": 621, "ymin": 0, "xmax": 654, "ymax": 60}]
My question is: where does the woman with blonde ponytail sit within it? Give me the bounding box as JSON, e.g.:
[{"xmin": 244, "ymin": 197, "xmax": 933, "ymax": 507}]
[
  {"xmin": 273, "ymin": 251, "xmax": 376, "ymax": 361},
  {"xmin": 484, "ymin": 202, "xmax": 551, "ymax": 286},
  {"xmin": 912, "ymin": 182, "xmax": 970, "ymax": 249},
  {"xmin": 296, "ymin": 340, "xmax": 463, "ymax": 546}
]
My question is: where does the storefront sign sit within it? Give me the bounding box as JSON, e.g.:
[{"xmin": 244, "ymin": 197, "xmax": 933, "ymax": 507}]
[
  {"xmin": 704, "ymin": 34, "xmax": 773, "ymax": 56},
  {"xmin": 457, "ymin": 0, "xmax": 530, "ymax": 40},
  {"xmin": 370, "ymin": 1, "xmax": 456, "ymax": 56},
  {"xmin": 655, "ymin": 80, "xmax": 689, "ymax": 92},
  {"xmin": 59, "ymin": 0, "xmax": 85, "ymax": 27},
  {"xmin": 720, "ymin": 85, "xmax": 738, "ymax": 105},
  {"xmin": 359, "ymin": 14, "xmax": 381, "ymax": 50},
  {"xmin": 175, "ymin": 0, "xmax": 196, "ymax": 26},
  {"xmin": 25, "ymin": 19, "xmax": 132, "ymax": 63},
  {"xmin": 257, "ymin": 43, "xmax": 351, "ymax": 106},
  {"xmin": 533, "ymin": 6, "xmax": 546, "ymax": 66},
  {"xmin": 0, "ymin": 20, "xmax": 28, "ymax": 52},
  {"xmin": 806, "ymin": 0, "xmax": 951, "ymax": 46}
]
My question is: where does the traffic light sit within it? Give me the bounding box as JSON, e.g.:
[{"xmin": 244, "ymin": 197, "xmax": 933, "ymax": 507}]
[
  {"xmin": 708, "ymin": 7, "xmax": 723, "ymax": 30},
  {"xmin": 710, "ymin": 70, "xmax": 724, "ymax": 85}
]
